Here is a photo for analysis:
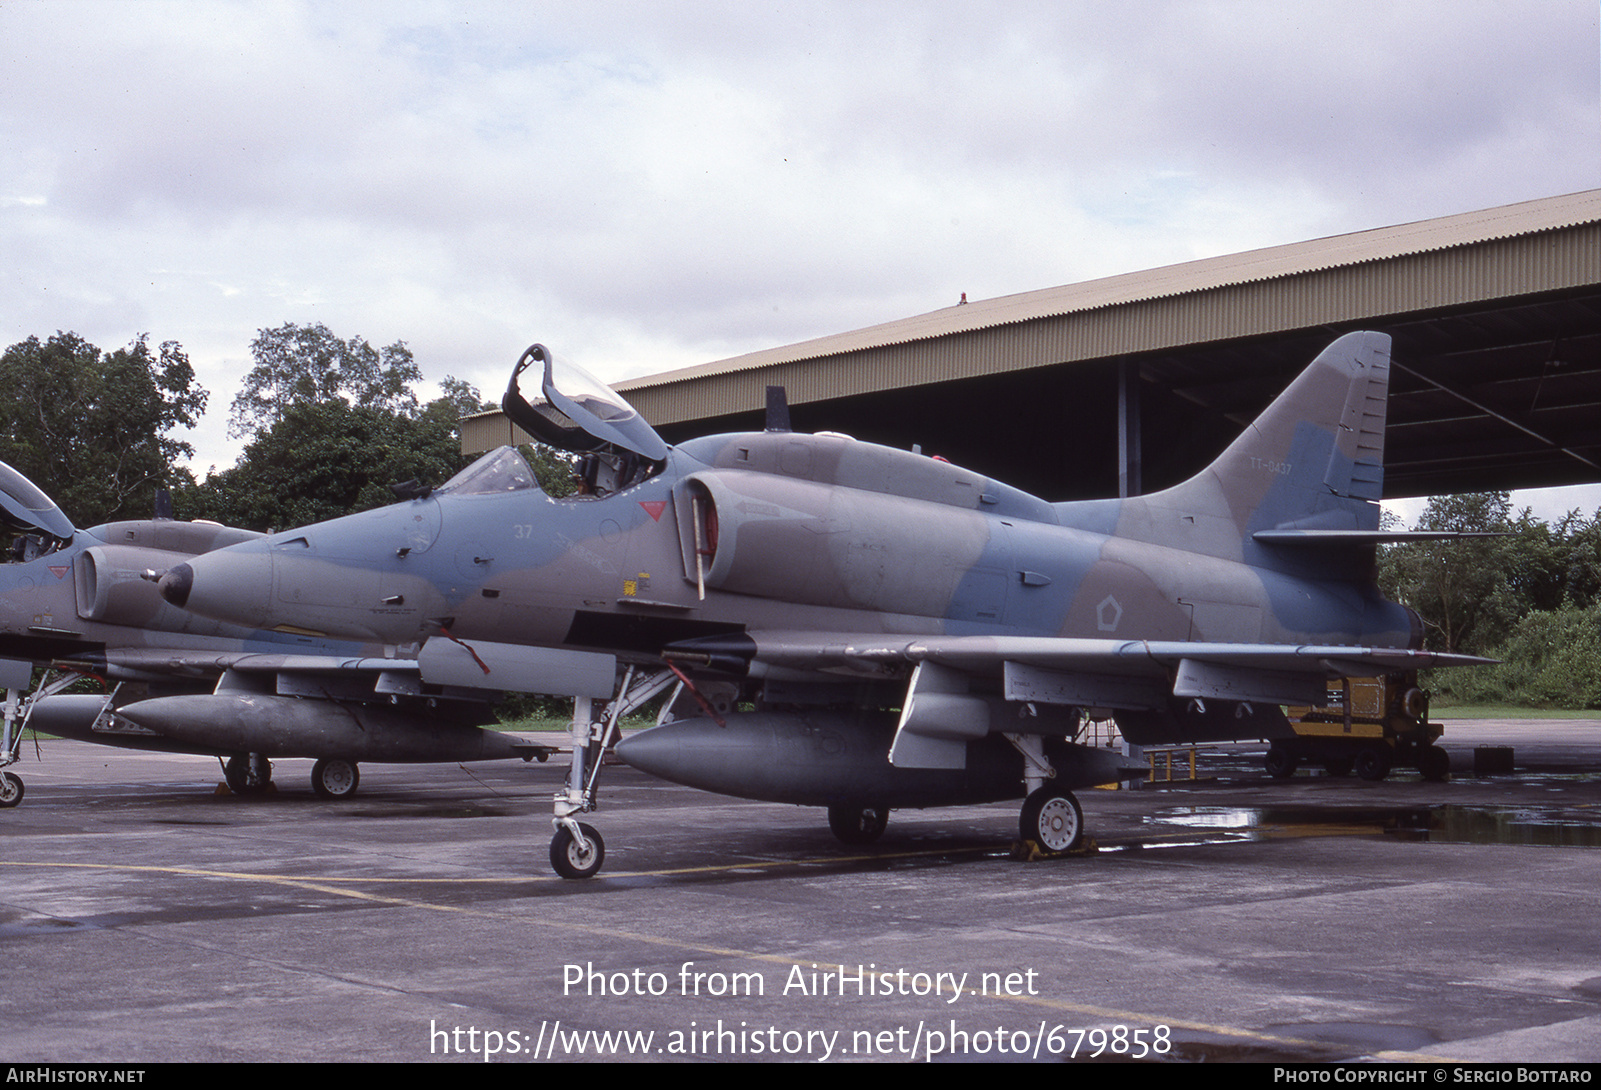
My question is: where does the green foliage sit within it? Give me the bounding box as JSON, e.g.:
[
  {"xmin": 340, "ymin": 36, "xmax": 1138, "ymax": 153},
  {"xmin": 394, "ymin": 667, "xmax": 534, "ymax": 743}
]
[
  {"xmin": 493, "ymin": 691, "xmax": 580, "ymax": 726},
  {"xmin": 184, "ymin": 325, "xmax": 491, "ymax": 532},
  {"xmin": 0, "ymin": 332, "xmax": 207, "ymax": 527},
  {"xmin": 1386, "ymin": 492, "xmax": 1601, "ymax": 708},
  {"xmin": 230, "ymin": 322, "xmax": 422, "ymax": 440},
  {"xmin": 177, "ymin": 399, "xmax": 464, "ymax": 533},
  {"xmin": 1380, "ymin": 493, "xmax": 1514, "ymax": 654},
  {"xmin": 520, "ymin": 443, "xmax": 579, "ymax": 499},
  {"xmin": 435, "ymin": 376, "xmax": 495, "ymax": 421},
  {"xmin": 181, "ymin": 334, "xmax": 578, "ymax": 532},
  {"xmin": 1381, "ymin": 493, "xmax": 1601, "ymax": 656},
  {"xmin": 1434, "ymin": 605, "xmax": 1601, "ymax": 709}
]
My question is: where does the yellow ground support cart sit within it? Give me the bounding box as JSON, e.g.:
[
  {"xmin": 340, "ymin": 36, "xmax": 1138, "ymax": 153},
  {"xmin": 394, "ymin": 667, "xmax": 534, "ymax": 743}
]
[{"xmin": 1275, "ymin": 673, "xmax": 1448, "ymax": 782}]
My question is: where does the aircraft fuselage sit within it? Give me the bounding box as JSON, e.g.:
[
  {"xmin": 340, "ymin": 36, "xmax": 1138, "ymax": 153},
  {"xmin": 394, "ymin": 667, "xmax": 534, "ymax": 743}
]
[{"xmin": 161, "ymin": 428, "xmax": 1415, "ymax": 663}]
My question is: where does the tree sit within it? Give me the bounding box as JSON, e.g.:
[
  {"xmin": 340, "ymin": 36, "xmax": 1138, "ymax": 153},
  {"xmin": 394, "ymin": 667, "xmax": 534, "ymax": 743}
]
[
  {"xmin": 422, "ymin": 377, "xmax": 578, "ymax": 497},
  {"xmin": 186, "ymin": 352, "xmax": 578, "ymax": 532},
  {"xmin": 0, "ymin": 332, "xmax": 207, "ymax": 527},
  {"xmin": 1381, "ymin": 493, "xmax": 1515, "ymax": 654},
  {"xmin": 1478, "ymin": 605, "xmax": 1601, "ymax": 709},
  {"xmin": 1382, "ymin": 495, "xmax": 1601, "ymax": 707},
  {"xmin": 434, "ymin": 376, "xmax": 495, "ymax": 423},
  {"xmin": 229, "ymin": 322, "xmax": 422, "ymax": 439},
  {"xmin": 179, "ymin": 399, "xmax": 464, "ymax": 533}
]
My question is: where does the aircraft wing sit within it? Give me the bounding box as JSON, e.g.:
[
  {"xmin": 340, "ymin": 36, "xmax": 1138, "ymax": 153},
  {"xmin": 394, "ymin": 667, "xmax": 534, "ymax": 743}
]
[
  {"xmin": 906, "ymin": 636, "xmax": 1488, "ymax": 703},
  {"xmin": 665, "ymin": 630, "xmax": 1492, "ymax": 757},
  {"xmin": 669, "ymin": 630, "xmax": 1487, "ymax": 701},
  {"xmin": 101, "ymin": 647, "xmax": 420, "ymax": 681}
]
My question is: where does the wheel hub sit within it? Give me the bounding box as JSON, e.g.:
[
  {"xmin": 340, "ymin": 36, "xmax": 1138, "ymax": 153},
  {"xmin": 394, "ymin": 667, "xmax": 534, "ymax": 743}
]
[{"xmin": 1037, "ymin": 799, "xmax": 1078, "ymax": 850}]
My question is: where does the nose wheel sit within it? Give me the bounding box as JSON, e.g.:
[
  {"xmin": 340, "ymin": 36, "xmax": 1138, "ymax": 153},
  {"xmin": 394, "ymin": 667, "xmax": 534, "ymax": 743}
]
[
  {"xmin": 0, "ymin": 770, "xmax": 23, "ymax": 808},
  {"xmin": 550, "ymin": 822, "xmax": 605, "ymax": 879},
  {"xmin": 546, "ymin": 666, "xmax": 680, "ymax": 879}
]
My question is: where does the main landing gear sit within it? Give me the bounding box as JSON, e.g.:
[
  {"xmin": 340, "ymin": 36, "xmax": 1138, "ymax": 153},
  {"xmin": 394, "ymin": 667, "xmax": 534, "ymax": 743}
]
[
  {"xmin": 828, "ymin": 804, "xmax": 889, "ymax": 845},
  {"xmin": 311, "ymin": 758, "xmax": 360, "ymax": 799},
  {"xmin": 1019, "ymin": 786, "xmax": 1085, "ymax": 854},
  {"xmin": 540, "ymin": 672, "xmax": 1099, "ymax": 875},
  {"xmin": 827, "ymin": 782, "xmax": 1089, "ymax": 858},
  {"xmin": 549, "ymin": 666, "xmax": 679, "ymax": 879},
  {"xmin": 1008, "ymin": 734, "xmax": 1089, "ymax": 857},
  {"xmin": 222, "ymin": 754, "xmax": 364, "ymax": 799},
  {"xmin": 222, "ymin": 753, "xmax": 273, "ymax": 796}
]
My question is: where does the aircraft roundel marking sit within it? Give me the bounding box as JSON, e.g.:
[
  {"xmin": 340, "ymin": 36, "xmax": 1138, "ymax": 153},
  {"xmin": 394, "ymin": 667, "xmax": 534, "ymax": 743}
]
[
  {"xmin": 639, "ymin": 500, "xmax": 667, "ymax": 522},
  {"xmin": 1097, "ymin": 595, "xmax": 1123, "ymax": 632}
]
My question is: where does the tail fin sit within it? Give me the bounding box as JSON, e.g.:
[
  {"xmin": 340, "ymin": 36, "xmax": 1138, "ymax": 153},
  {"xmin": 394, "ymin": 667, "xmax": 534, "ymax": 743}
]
[{"xmin": 1118, "ymin": 331, "xmax": 1391, "ymax": 558}]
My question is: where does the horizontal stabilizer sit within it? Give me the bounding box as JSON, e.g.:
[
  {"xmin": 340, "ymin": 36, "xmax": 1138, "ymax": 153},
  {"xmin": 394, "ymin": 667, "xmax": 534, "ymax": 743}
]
[{"xmin": 1253, "ymin": 529, "xmax": 1509, "ymax": 546}]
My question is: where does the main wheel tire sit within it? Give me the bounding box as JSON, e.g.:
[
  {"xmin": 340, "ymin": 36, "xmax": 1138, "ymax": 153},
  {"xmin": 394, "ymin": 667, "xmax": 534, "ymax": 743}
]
[
  {"xmin": 1354, "ymin": 746, "xmax": 1392, "ymax": 782},
  {"xmin": 1418, "ymin": 745, "xmax": 1450, "ymax": 783},
  {"xmin": 1265, "ymin": 745, "xmax": 1298, "ymax": 779},
  {"xmin": 311, "ymin": 758, "xmax": 360, "ymax": 799},
  {"xmin": 224, "ymin": 754, "xmax": 272, "ymax": 796},
  {"xmin": 1019, "ymin": 787, "xmax": 1084, "ymax": 854},
  {"xmin": 827, "ymin": 804, "xmax": 889, "ymax": 845},
  {"xmin": 550, "ymin": 823, "xmax": 605, "ymax": 879},
  {"xmin": 0, "ymin": 770, "xmax": 23, "ymax": 808}
]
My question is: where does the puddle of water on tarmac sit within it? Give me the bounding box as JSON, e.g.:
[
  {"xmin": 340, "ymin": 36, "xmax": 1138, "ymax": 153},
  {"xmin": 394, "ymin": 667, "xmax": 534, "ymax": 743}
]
[{"xmin": 1151, "ymin": 804, "xmax": 1601, "ymax": 847}]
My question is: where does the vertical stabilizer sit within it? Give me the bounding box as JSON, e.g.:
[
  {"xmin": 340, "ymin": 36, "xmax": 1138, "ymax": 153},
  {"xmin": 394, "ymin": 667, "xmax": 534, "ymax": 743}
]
[
  {"xmin": 1208, "ymin": 329, "xmax": 1390, "ymax": 514},
  {"xmin": 1112, "ymin": 331, "xmax": 1392, "ymax": 558}
]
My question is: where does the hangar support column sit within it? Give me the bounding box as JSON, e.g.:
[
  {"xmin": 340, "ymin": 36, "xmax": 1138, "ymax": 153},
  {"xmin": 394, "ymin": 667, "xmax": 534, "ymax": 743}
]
[{"xmin": 1117, "ymin": 358, "xmax": 1142, "ymax": 499}]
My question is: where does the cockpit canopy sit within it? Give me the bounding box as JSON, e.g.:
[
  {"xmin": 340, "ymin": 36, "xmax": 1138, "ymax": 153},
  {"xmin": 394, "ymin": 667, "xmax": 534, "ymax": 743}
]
[
  {"xmin": 501, "ymin": 343, "xmax": 667, "ymax": 495},
  {"xmin": 0, "ymin": 459, "xmax": 74, "ymax": 543},
  {"xmin": 437, "ymin": 446, "xmax": 540, "ymax": 496}
]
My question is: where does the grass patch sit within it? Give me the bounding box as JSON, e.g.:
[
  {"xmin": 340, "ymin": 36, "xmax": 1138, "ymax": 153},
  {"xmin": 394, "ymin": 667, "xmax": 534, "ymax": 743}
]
[
  {"xmin": 1428, "ymin": 704, "xmax": 1601, "ymax": 719},
  {"xmin": 492, "ymin": 715, "xmax": 574, "ymax": 733},
  {"xmin": 493, "ymin": 713, "xmax": 660, "ymax": 733}
]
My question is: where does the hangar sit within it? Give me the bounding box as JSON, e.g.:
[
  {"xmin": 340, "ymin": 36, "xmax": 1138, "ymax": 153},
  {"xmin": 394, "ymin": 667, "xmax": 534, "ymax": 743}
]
[{"xmin": 463, "ymin": 189, "xmax": 1601, "ymax": 503}]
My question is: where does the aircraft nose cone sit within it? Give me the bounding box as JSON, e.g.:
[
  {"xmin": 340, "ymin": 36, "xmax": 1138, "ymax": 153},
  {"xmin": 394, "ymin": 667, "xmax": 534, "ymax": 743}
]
[
  {"xmin": 160, "ymin": 548, "xmax": 277, "ymax": 629},
  {"xmin": 158, "ymin": 563, "xmax": 193, "ymax": 608}
]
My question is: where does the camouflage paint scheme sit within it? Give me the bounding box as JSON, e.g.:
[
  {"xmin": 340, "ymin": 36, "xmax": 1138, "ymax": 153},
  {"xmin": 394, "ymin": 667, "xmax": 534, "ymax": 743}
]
[
  {"xmin": 162, "ymin": 332, "xmax": 1487, "ymax": 875},
  {"xmin": 0, "ymin": 468, "xmax": 532, "ymax": 806}
]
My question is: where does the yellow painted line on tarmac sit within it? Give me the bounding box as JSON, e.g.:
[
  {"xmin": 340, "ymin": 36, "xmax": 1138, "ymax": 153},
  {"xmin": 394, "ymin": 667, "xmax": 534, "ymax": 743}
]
[
  {"xmin": 1, "ymin": 846, "xmax": 1007, "ymax": 884},
  {"xmin": 0, "ymin": 847, "xmax": 1462, "ymax": 1062},
  {"xmin": 0, "ymin": 817, "xmax": 1368, "ymax": 889}
]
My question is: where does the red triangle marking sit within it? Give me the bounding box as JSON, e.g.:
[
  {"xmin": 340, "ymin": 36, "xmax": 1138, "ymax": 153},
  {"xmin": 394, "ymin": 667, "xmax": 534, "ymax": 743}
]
[{"xmin": 639, "ymin": 500, "xmax": 667, "ymax": 522}]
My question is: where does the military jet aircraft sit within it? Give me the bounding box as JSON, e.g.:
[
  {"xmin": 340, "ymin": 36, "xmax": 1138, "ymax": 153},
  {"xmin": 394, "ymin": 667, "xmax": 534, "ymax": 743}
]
[
  {"xmin": 0, "ymin": 461, "xmax": 546, "ymax": 807},
  {"xmin": 160, "ymin": 331, "xmax": 1489, "ymax": 876}
]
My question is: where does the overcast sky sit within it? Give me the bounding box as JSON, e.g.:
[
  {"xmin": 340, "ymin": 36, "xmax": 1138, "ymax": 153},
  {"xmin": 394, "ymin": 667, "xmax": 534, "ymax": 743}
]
[{"xmin": 2, "ymin": 1, "xmax": 1598, "ymax": 521}]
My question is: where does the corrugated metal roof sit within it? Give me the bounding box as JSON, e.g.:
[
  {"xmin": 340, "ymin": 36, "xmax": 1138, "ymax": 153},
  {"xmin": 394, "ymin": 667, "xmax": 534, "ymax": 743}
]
[{"xmin": 616, "ymin": 189, "xmax": 1601, "ymax": 393}]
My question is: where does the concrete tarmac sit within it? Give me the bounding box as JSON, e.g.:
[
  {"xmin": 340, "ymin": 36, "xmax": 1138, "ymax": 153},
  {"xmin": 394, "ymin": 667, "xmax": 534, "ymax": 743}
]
[{"xmin": 2, "ymin": 720, "xmax": 1599, "ymax": 1063}]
